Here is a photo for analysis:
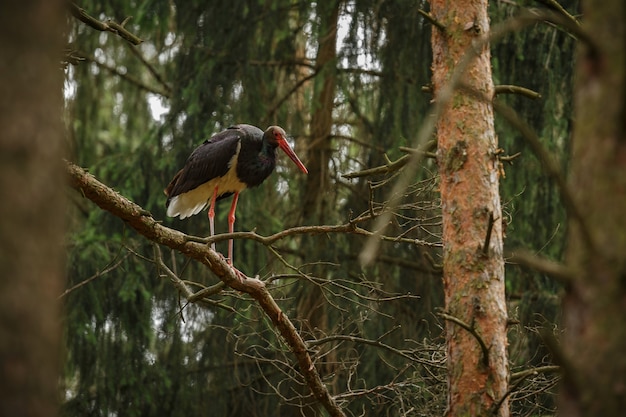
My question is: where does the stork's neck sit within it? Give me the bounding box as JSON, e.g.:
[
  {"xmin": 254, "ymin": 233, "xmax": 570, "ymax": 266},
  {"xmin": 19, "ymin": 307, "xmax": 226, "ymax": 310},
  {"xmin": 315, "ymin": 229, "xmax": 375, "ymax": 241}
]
[
  {"xmin": 235, "ymin": 139, "xmax": 277, "ymax": 188},
  {"xmin": 260, "ymin": 141, "xmax": 278, "ymax": 160}
]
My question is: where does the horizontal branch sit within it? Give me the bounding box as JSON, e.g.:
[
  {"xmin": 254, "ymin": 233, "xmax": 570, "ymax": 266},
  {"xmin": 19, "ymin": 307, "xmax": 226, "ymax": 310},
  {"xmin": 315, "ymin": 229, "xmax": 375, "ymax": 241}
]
[
  {"xmin": 64, "ymin": 160, "xmax": 346, "ymax": 417},
  {"xmin": 185, "ymin": 218, "xmax": 440, "ymax": 249},
  {"xmin": 307, "ymin": 334, "xmax": 444, "ymax": 368},
  {"xmin": 422, "ymin": 84, "xmax": 542, "ymax": 100},
  {"xmin": 494, "ymin": 84, "xmax": 542, "ymax": 99},
  {"xmin": 342, "ymin": 154, "xmax": 410, "ymax": 179},
  {"xmin": 510, "ymin": 365, "xmax": 561, "ymax": 382}
]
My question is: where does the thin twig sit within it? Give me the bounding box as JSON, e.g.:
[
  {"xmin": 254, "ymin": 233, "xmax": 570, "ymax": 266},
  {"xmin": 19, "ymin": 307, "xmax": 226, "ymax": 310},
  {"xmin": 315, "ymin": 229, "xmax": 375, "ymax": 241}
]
[
  {"xmin": 186, "ymin": 221, "xmax": 441, "ymax": 249},
  {"xmin": 59, "ymin": 254, "xmax": 129, "ymax": 298},
  {"xmin": 306, "ymin": 334, "xmax": 443, "ymax": 368},
  {"xmin": 152, "ymin": 244, "xmax": 234, "ymax": 312},
  {"xmin": 342, "ymin": 154, "xmax": 410, "ymax": 179}
]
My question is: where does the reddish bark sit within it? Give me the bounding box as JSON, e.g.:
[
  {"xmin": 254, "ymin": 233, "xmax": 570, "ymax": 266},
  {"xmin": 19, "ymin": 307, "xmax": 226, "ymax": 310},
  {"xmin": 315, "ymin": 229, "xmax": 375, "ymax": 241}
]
[{"xmin": 429, "ymin": 0, "xmax": 509, "ymax": 415}]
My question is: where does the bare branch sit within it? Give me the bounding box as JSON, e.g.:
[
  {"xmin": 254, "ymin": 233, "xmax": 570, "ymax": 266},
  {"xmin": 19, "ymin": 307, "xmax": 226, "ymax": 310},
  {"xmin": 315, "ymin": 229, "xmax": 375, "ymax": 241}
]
[
  {"xmin": 65, "ymin": 160, "xmax": 347, "ymax": 417},
  {"xmin": 510, "ymin": 365, "xmax": 561, "ymax": 382},
  {"xmin": 494, "ymin": 84, "xmax": 542, "ymax": 99},
  {"xmin": 423, "ymin": 84, "xmax": 542, "ymax": 100},
  {"xmin": 183, "ymin": 218, "xmax": 440, "ymax": 249},
  {"xmin": 342, "ymin": 154, "xmax": 410, "ymax": 179},
  {"xmin": 69, "ymin": 2, "xmax": 143, "ymax": 45}
]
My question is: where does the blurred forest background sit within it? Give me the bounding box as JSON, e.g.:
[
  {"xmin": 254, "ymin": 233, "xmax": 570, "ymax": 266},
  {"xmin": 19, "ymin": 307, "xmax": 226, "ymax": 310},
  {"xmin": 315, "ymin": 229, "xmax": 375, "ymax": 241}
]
[{"xmin": 63, "ymin": 0, "xmax": 577, "ymax": 415}]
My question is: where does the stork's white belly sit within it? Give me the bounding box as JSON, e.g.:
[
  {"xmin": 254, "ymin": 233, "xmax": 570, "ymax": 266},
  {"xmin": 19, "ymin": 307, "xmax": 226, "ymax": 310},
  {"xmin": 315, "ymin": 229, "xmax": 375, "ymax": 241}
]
[{"xmin": 166, "ymin": 155, "xmax": 247, "ymax": 219}]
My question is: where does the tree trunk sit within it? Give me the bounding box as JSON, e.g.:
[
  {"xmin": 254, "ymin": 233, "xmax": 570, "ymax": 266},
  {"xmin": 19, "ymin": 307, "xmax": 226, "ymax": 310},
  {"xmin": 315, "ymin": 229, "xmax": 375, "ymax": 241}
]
[
  {"xmin": 296, "ymin": 4, "xmax": 340, "ymax": 414},
  {"xmin": 0, "ymin": 2, "xmax": 66, "ymax": 417},
  {"xmin": 301, "ymin": 1, "xmax": 338, "ymax": 224},
  {"xmin": 429, "ymin": 1, "xmax": 509, "ymax": 415},
  {"xmin": 560, "ymin": 0, "xmax": 626, "ymax": 415}
]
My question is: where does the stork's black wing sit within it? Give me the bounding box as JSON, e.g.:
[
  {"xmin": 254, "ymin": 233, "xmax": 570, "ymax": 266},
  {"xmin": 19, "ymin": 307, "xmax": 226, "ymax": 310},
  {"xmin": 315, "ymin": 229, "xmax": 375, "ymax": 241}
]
[{"xmin": 165, "ymin": 127, "xmax": 246, "ymax": 200}]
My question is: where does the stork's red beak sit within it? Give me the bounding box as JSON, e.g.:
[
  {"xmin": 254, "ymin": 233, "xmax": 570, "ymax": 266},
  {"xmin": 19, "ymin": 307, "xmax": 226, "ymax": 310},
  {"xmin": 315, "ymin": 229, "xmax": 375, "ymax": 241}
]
[{"xmin": 278, "ymin": 138, "xmax": 308, "ymax": 174}]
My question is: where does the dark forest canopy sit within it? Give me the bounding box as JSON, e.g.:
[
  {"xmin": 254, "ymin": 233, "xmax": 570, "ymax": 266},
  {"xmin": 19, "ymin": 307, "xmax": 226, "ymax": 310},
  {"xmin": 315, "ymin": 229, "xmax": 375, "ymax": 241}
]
[{"xmin": 62, "ymin": 1, "xmax": 579, "ymax": 415}]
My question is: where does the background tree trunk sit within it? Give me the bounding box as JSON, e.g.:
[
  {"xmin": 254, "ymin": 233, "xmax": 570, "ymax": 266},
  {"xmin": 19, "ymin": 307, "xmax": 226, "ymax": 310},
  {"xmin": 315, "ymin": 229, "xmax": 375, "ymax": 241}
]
[
  {"xmin": 561, "ymin": 0, "xmax": 626, "ymax": 415},
  {"xmin": 429, "ymin": 0, "xmax": 509, "ymax": 415},
  {"xmin": 0, "ymin": 2, "xmax": 66, "ymax": 416},
  {"xmin": 301, "ymin": 1, "xmax": 339, "ymax": 224}
]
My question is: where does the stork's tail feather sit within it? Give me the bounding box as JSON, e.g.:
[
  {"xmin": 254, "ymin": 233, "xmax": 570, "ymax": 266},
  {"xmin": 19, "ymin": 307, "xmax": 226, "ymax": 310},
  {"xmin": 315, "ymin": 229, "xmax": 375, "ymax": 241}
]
[{"xmin": 165, "ymin": 195, "xmax": 209, "ymax": 219}]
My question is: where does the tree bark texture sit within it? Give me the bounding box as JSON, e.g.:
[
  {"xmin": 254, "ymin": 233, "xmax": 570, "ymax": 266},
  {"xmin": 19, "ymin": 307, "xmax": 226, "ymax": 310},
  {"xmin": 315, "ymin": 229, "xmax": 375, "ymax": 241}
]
[
  {"xmin": 429, "ymin": 1, "xmax": 509, "ymax": 416},
  {"xmin": 561, "ymin": 0, "xmax": 626, "ymax": 415},
  {"xmin": 0, "ymin": 2, "xmax": 66, "ymax": 416}
]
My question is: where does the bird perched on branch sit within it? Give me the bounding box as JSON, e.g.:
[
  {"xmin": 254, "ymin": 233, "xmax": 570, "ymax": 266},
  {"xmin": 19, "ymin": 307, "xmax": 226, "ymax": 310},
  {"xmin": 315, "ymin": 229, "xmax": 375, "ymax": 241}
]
[{"xmin": 165, "ymin": 124, "xmax": 308, "ymax": 264}]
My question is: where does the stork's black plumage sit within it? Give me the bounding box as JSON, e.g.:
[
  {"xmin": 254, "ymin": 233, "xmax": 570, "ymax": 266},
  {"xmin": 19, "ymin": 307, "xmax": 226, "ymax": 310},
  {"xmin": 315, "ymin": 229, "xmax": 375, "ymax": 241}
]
[{"xmin": 164, "ymin": 124, "xmax": 307, "ymax": 263}]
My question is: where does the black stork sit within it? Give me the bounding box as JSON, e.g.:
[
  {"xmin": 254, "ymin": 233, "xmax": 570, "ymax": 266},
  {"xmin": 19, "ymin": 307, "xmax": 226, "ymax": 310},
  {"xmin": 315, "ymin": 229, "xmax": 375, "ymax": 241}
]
[{"xmin": 164, "ymin": 124, "xmax": 308, "ymax": 264}]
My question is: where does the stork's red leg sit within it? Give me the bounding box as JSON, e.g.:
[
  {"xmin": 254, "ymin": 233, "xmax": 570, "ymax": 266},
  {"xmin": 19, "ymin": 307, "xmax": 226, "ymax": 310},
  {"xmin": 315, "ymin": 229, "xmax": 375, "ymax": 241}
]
[
  {"xmin": 208, "ymin": 186, "xmax": 219, "ymax": 251},
  {"xmin": 227, "ymin": 192, "xmax": 239, "ymax": 264}
]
